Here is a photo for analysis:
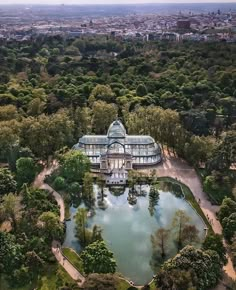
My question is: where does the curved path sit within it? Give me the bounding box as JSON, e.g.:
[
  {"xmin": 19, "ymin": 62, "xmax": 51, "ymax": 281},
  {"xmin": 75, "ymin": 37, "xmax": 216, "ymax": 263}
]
[
  {"xmin": 141, "ymin": 152, "xmax": 236, "ymax": 281},
  {"xmin": 33, "ymin": 162, "xmax": 85, "ymax": 286}
]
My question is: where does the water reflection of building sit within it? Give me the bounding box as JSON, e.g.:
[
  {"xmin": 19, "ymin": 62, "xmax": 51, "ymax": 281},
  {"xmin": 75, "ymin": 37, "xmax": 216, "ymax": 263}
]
[{"xmin": 73, "ymin": 120, "xmax": 162, "ymax": 184}]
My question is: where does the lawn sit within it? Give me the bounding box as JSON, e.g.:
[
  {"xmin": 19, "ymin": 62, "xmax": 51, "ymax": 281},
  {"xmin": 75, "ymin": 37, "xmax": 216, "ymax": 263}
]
[
  {"xmin": 39, "ymin": 265, "xmax": 77, "ymax": 290},
  {"xmin": 0, "ymin": 265, "xmax": 77, "ymax": 290},
  {"xmin": 62, "ymin": 247, "xmax": 84, "ymax": 273}
]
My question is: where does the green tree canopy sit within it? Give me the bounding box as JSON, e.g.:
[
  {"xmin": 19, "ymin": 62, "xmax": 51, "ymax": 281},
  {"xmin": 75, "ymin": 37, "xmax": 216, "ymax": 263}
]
[
  {"xmin": 81, "ymin": 240, "xmax": 117, "ymax": 274},
  {"xmin": 202, "ymin": 234, "xmax": 227, "ymax": 264},
  {"xmin": 38, "ymin": 211, "xmax": 64, "ymax": 242},
  {"xmin": 60, "ymin": 150, "xmax": 90, "ymax": 183},
  {"xmin": 16, "ymin": 157, "xmax": 38, "ymax": 187},
  {"xmin": 90, "ymin": 84, "xmax": 115, "ymax": 103},
  {"xmin": 222, "ymin": 213, "xmax": 236, "ymax": 242},
  {"xmin": 92, "ymin": 101, "xmax": 118, "ymax": 134},
  {"xmin": 155, "ymin": 246, "xmax": 222, "ymax": 290},
  {"xmin": 0, "ymin": 231, "xmax": 23, "ymax": 274},
  {"xmin": 218, "ymin": 197, "xmax": 236, "ymax": 222},
  {"xmin": 0, "ymin": 168, "xmax": 17, "ymax": 196}
]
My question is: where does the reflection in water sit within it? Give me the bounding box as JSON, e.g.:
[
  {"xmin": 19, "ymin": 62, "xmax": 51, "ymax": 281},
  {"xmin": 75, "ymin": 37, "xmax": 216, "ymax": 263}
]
[{"xmin": 63, "ymin": 182, "xmax": 205, "ymax": 285}]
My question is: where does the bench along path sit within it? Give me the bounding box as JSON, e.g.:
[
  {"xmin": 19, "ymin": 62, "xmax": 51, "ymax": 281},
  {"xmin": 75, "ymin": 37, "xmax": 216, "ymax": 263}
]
[
  {"xmin": 141, "ymin": 152, "xmax": 236, "ymax": 281},
  {"xmin": 33, "ymin": 162, "xmax": 85, "ymax": 286}
]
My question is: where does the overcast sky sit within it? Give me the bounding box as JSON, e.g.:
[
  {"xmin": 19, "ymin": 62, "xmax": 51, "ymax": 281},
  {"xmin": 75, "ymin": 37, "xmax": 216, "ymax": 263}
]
[{"xmin": 1, "ymin": 0, "xmax": 236, "ymax": 5}]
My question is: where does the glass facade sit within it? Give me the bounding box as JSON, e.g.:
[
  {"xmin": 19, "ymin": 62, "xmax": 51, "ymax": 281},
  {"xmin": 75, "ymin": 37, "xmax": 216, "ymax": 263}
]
[{"xmin": 73, "ymin": 120, "xmax": 162, "ymax": 169}]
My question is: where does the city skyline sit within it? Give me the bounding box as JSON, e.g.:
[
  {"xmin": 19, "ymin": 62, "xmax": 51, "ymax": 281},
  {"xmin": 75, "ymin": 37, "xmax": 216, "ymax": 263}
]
[{"xmin": 1, "ymin": 0, "xmax": 236, "ymax": 5}]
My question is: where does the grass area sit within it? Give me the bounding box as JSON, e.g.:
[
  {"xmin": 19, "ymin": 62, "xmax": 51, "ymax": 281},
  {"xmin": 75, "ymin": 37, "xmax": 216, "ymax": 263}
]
[
  {"xmin": 62, "ymin": 247, "xmax": 84, "ymax": 274},
  {"xmin": 156, "ymin": 176, "xmax": 212, "ymax": 233},
  {"xmin": 39, "ymin": 265, "xmax": 76, "ymax": 290},
  {"xmin": 0, "ymin": 265, "xmax": 76, "ymax": 290},
  {"xmin": 116, "ymin": 278, "xmax": 135, "ymax": 290},
  {"xmin": 149, "ymin": 280, "xmax": 157, "ymax": 290},
  {"xmin": 0, "ymin": 275, "xmax": 35, "ymax": 290}
]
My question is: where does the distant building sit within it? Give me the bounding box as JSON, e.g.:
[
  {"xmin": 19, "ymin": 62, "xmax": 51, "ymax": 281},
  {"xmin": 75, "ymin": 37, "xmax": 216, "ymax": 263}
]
[
  {"xmin": 68, "ymin": 30, "xmax": 83, "ymax": 37},
  {"xmin": 177, "ymin": 20, "xmax": 191, "ymax": 29}
]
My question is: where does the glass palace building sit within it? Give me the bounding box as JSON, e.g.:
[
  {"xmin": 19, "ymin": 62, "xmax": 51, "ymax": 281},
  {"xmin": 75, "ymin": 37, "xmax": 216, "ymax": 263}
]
[{"xmin": 73, "ymin": 120, "xmax": 162, "ymax": 172}]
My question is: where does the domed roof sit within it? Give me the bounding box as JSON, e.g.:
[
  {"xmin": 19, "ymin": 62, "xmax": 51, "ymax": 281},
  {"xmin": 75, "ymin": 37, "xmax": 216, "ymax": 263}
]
[{"xmin": 107, "ymin": 120, "xmax": 126, "ymax": 138}]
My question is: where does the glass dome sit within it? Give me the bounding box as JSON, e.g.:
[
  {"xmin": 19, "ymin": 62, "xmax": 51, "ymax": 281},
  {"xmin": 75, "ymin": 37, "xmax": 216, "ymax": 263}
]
[{"xmin": 107, "ymin": 120, "xmax": 126, "ymax": 138}]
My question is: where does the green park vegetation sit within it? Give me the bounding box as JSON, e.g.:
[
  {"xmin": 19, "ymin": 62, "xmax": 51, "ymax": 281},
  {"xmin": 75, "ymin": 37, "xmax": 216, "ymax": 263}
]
[
  {"xmin": 0, "ymin": 185, "xmax": 66, "ymax": 289},
  {"xmin": 0, "ymin": 35, "xmax": 235, "ymax": 288},
  {"xmin": 61, "ymin": 247, "xmax": 84, "ymax": 273},
  {"xmin": 154, "ymin": 245, "xmax": 222, "ymax": 290}
]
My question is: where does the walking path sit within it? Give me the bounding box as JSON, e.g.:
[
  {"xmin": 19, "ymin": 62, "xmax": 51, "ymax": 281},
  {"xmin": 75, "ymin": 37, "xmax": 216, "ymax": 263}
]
[
  {"xmin": 33, "ymin": 162, "xmax": 85, "ymax": 287},
  {"xmin": 141, "ymin": 152, "xmax": 235, "ymax": 280}
]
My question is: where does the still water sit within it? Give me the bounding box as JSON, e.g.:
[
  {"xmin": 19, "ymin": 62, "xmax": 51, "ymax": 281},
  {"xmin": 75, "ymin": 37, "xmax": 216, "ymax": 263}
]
[{"xmin": 63, "ymin": 182, "xmax": 206, "ymax": 285}]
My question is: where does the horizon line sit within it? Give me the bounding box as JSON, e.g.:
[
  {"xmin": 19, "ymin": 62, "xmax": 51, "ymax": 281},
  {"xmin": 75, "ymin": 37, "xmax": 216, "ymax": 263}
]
[{"xmin": 1, "ymin": 1, "xmax": 236, "ymax": 5}]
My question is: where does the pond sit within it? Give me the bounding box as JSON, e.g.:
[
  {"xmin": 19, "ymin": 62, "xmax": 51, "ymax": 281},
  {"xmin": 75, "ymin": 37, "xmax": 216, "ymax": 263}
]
[{"xmin": 63, "ymin": 180, "xmax": 206, "ymax": 285}]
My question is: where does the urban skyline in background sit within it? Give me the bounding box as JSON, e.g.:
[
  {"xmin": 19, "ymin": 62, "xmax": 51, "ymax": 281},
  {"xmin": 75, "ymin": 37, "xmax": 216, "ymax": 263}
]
[{"xmin": 2, "ymin": 0, "xmax": 236, "ymax": 5}]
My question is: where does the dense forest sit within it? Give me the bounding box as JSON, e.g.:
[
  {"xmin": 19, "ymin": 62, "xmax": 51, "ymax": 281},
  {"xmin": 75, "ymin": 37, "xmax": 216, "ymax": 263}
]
[{"xmin": 0, "ymin": 35, "xmax": 235, "ymax": 289}]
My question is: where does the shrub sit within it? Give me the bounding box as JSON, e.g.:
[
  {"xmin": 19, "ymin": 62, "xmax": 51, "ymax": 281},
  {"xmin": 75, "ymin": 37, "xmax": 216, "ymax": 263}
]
[
  {"xmin": 68, "ymin": 182, "xmax": 80, "ymax": 194},
  {"xmin": 53, "ymin": 176, "xmax": 66, "ymax": 191}
]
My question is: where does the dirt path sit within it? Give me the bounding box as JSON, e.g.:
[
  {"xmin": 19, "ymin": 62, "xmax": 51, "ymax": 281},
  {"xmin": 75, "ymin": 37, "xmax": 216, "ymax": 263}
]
[
  {"xmin": 33, "ymin": 162, "xmax": 85, "ymax": 286},
  {"xmin": 141, "ymin": 152, "xmax": 235, "ymax": 280}
]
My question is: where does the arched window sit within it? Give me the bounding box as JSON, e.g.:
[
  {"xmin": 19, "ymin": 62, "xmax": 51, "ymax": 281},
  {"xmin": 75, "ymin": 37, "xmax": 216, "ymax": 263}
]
[{"xmin": 108, "ymin": 142, "xmax": 125, "ymax": 154}]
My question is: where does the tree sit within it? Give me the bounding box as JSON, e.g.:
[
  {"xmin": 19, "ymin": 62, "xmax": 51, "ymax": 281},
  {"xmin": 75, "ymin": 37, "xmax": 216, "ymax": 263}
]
[
  {"xmin": 25, "ymin": 251, "xmax": 44, "ymax": 275},
  {"xmin": 203, "ymin": 172, "xmax": 233, "ymax": 204},
  {"xmin": 81, "ymin": 241, "xmax": 117, "ymax": 274},
  {"xmin": 0, "ymin": 168, "xmax": 17, "ymax": 196},
  {"xmin": 82, "ymin": 172, "xmax": 94, "ymax": 206},
  {"xmin": 181, "ymin": 225, "xmax": 199, "ymax": 245},
  {"xmin": 128, "ymin": 170, "xmax": 138, "ymax": 194},
  {"xmin": 83, "ymin": 273, "xmax": 118, "ymax": 290},
  {"xmin": 136, "ymin": 83, "xmax": 148, "ymax": 97},
  {"xmin": 0, "ymin": 231, "xmax": 23, "ymax": 275},
  {"xmin": 91, "ymin": 225, "xmax": 103, "ymax": 243},
  {"xmin": 60, "ymin": 150, "xmax": 90, "ymax": 183},
  {"xmin": 92, "ymin": 101, "xmax": 118, "ymax": 134},
  {"xmin": 222, "ymin": 213, "xmax": 236, "ymax": 242},
  {"xmin": 0, "ymin": 124, "xmax": 19, "ymax": 164},
  {"xmin": 53, "ymin": 176, "xmax": 66, "ymax": 191},
  {"xmin": 20, "ymin": 111, "xmax": 74, "ymax": 162},
  {"xmin": 75, "ymin": 208, "xmax": 89, "ymax": 246},
  {"xmin": 0, "ymin": 105, "xmax": 18, "ymax": 121},
  {"xmin": 155, "ymin": 246, "xmax": 222, "ymax": 290},
  {"xmin": 148, "ymin": 183, "xmax": 160, "ymax": 216},
  {"xmin": 151, "ymin": 228, "xmax": 170, "ymax": 258},
  {"xmin": 218, "ymin": 197, "xmax": 236, "ymax": 222},
  {"xmin": 72, "ymin": 107, "xmax": 92, "ymax": 138},
  {"xmin": 171, "ymin": 210, "xmax": 190, "ymax": 250},
  {"xmin": 89, "ymin": 85, "xmax": 115, "ymax": 103},
  {"xmin": 155, "ymin": 268, "xmax": 196, "ymax": 290},
  {"xmin": 0, "ymin": 193, "xmax": 22, "ymax": 231},
  {"xmin": 38, "ymin": 211, "xmax": 64, "ymax": 241},
  {"xmin": 27, "ymin": 98, "xmax": 46, "ymax": 116},
  {"xmin": 184, "ymin": 136, "xmax": 215, "ymax": 166},
  {"xmin": 16, "ymin": 157, "xmax": 38, "ymax": 187},
  {"xmin": 97, "ymin": 175, "xmax": 106, "ymax": 202},
  {"xmin": 202, "ymin": 234, "xmax": 227, "ymax": 265}
]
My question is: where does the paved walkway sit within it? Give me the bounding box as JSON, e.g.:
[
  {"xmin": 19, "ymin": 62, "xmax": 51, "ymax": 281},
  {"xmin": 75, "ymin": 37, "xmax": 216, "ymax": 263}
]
[
  {"xmin": 33, "ymin": 162, "xmax": 85, "ymax": 286},
  {"xmin": 140, "ymin": 152, "xmax": 235, "ymax": 280}
]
